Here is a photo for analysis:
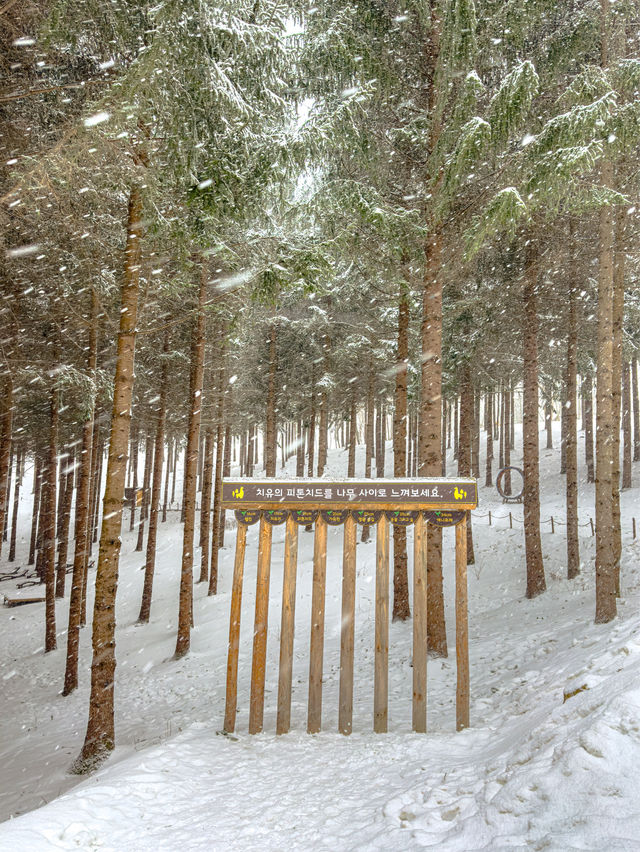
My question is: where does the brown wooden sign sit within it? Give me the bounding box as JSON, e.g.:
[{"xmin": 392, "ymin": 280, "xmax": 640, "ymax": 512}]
[
  {"xmin": 222, "ymin": 478, "xmax": 477, "ymax": 509},
  {"xmin": 352, "ymin": 509, "xmax": 382, "ymax": 525},
  {"xmin": 263, "ymin": 509, "xmax": 288, "ymax": 525},
  {"xmin": 292, "ymin": 509, "xmax": 318, "ymax": 526},
  {"xmin": 425, "ymin": 510, "xmax": 466, "ymax": 527},
  {"xmin": 321, "ymin": 509, "xmax": 349, "ymax": 526},
  {"xmin": 235, "ymin": 509, "xmax": 261, "ymax": 526},
  {"xmin": 385, "ymin": 509, "xmax": 418, "ymax": 526}
]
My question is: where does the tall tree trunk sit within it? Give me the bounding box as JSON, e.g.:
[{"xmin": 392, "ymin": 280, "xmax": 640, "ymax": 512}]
[
  {"xmin": 0, "ymin": 375, "xmax": 14, "ymax": 558},
  {"xmin": 472, "ymin": 389, "xmax": 480, "ymax": 479},
  {"xmin": 129, "ymin": 424, "xmax": 139, "ymax": 532},
  {"xmin": 420, "ymin": 232, "xmax": 447, "ymax": 657},
  {"xmin": 171, "ymin": 440, "xmax": 178, "ymax": 506},
  {"xmin": 55, "ymin": 449, "xmax": 75, "ymax": 598},
  {"xmin": 63, "ymin": 289, "xmax": 99, "ymax": 695},
  {"xmin": 162, "ymin": 437, "xmax": 171, "ymax": 523},
  {"xmin": 317, "ymin": 382, "xmax": 328, "ymax": 476},
  {"xmin": 632, "ymin": 358, "xmax": 639, "ymax": 462},
  {"xmin": 393, "ymin": 294, "xmax": 410, "ymax": 621},
  {"xmin": 458, "ymin": 363, "xmax": 475, "ymax": 565},
  {"xmin": 175, "ymin": 261, "xmax": 208, "ymax": 658},
  {"xmin": 265, "ymin": 322, "xmax": 277, "ymax": 478},
  {"xmin": 307, "ymin": 371, "xmax": 316, "ymax": 478},
  {"xmin": 28, "ymin": 454, "xmax": 42, "ymax": 566},
  {"xmin": 81, "ymin": 423, "xmax": 101, "ymax": 626},
  {"xmin": 583, "ymin": 376, "xmax": 595, "ymax": 482},
  {"xmin": 219, "ymin": 423, "xmax": 232, "ymax": 548},
  {"xmin": 4, "ymin": 444, "xmax": 13, "ymax": 542},
  {"xmin": 74, "ymin": 185, "xmax": 143, "ymax": 770},
  {"xmin": 198, "ymin": 427, "xmax": 214, "ymax": 584},
  {"xmin": 362, "ymin": 369, "xmax": 375, "ymax": 543},
  {"xmin": 566, "ymin": 286, "xmax": 580, "ymax": 579},
  {"xmin": 503, "ymin": 385, "xmax": 511, "ymax": 495},
  {"xmin": 611, "ymin": 206, "xmax": 625, "ymax": 593},
  {"xmin": 135, "ymin": 434, "xmax": 153, "ymax": 552},
  {"xmin": 522, "ymin": 240, "xmax": 546, "ymax": 599},
  {"xmin": 9, "ymin": 446, "xmax": 21, "ymax": 562},
  {"xmin": 622, "ymin": 361, "xmax": 632, "ymax": 489},
  {"xmin": 138, "ymin": 330, "xmax": 169, "ymax": 623},
  {"xmin": 485, "ymin": 391, "xmax": 493, "ymax": 487},
  {"xmin": 348, "ymin": 389, "xmax": 356, "ymax": 477},
  {"xmin": 560, "ymin": 380, "xmax": 567, "ymax": 474},
  {"xmin": 44, "ymin": 384, "xmax": 59, "ymax": 652},
  {"xmin": 545, "ymin": 393, "xmax": 553, "ymax": 449},
  {"xmin": 296, "ymin": 419, "xmax": 304, "ymax": 477},
  {"xmin": 208, "ymin": 352, "xmax": 226, "ymax": 597}
]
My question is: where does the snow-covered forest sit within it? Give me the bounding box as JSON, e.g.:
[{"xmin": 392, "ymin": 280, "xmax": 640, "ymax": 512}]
[{"xmin": 2, "ymin": 1, "xmax": 640, "ymax": 849}]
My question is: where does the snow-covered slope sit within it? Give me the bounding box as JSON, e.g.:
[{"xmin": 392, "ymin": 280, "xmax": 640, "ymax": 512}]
[{"xmin": 1, "ymin": 427, "xmax": 639, "ymax": 850}]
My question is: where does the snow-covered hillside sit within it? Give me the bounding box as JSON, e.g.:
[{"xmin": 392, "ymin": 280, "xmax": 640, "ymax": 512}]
[{"xmin": 1, "ymin": 427, "xmax": 639, "ymax": 851}]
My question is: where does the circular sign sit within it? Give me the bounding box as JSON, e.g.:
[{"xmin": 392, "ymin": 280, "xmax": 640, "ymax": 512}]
[
  {"xmin": 292, "ymin": 509, "xmax": 318, "ymax": 526},
  {"xmin": 352, "ymin": 509, "xmax": 382, "ymax": 525},
  {"xmin": 235, "ymin": 509, "xmax": 261, "ymax": 526},
  {"xmin": 496, "ymin": 466, "xmax": 524, "ymax": 501},
  {"xmin": 425, "ymin": 510, "xmax": 466, "ymax": 527},
  {"xmin": 263, "ymin": 509, "xmax": 288, "ymax": 525},
  {"xmin": 385, "ymin": 510, "xmax": 418, "ymax": 526},
  {"xmin": 321, "ymin": 509, "xmax": 349, "ymax": 526}
]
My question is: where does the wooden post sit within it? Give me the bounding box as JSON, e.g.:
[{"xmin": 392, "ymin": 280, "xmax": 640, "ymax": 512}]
[
  {"xmin": 249, "ymin": 518, "xmax": 273, "ymax": 734},
  {"xmin": 338, "ymin": 512, "xmax": 357, "ymax": 735},
  {"xmin": 276, "ymin": 515, "xmax": 299, "ymax": 735},
  {"xmin": 455, "ymin": 515, "xmax": 469, "ymax": 731},
  {"xmin": 374, "ymin": 513, "xmax": 389, "ymax": 733},
  {"xmin": 412, "ymin": 512, "xmax": 428, "ymax": 732},
  {"xmin": 223, "ymin": 522, "xmax": 247, "ymax": 733},
  {"xmin": 307, "ymin": 514, "xmax": 327, "ymax": 733}
]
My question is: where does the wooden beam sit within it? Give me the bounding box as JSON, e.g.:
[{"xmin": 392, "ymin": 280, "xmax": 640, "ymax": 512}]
[
  {"xmin": 276, "ymin": 515, "xmax": 299, "ymax": 735},
  {"xmin": 412, "ymin": 512, "xmax": 428, "ymax": 732},
  {"xmin": 374, "ymin": 513, "xmax": 389, "ymax": 733},
  {"xmin": 223, "ymin": 523, "xmax": 247, "ymax": 733},
  {"xmin": 338, "ymin": 513, "xmax": 357, "ymax": 735},
  {"xmin": 307, "ymin": 514, "xmax": 327, "ymax": 733},
  {"xmin": 456, "ymin": 514, "xmax": 470, "ymax": 731},
  {"xmin": 249, "ymin": 518, "xmax": 273, "ymax": 734}
]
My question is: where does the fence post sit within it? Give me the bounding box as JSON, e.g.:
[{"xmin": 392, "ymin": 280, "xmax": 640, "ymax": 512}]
[
  {"xmin": 509, "ymin": 511, "xmax": 512, "ymax": 529},
  {"xmin": 550, "ymin": 516, "xmax": 554, "ymax": 534},
  {"xmin": 488, "ymin": 510, "xmax": 492, "ymax": 526},
  {"xmin": 590, "ymin": 517, "xmax": 594, "ymax": 536},
  {"xmin": 633, "ymin": 517, "xmax": 636, "ymax": 540}
]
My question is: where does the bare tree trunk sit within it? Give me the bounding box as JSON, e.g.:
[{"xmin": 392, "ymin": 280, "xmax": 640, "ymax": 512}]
[
  {"xmin": 81, "ymin": 423, "xmax": 101, "ymax": 626},
  {"xmin": 632, "ymin": 358, "xmax": 639, "ymax": 462},
  {"xmin": 138, "ymin": 330, "xmax": 169, "ymax": 623},
  {"xmin": 208, "ymin": 355, "xmax": 226, "ymax": 597},
  {"xmin": 44, "ymin": 384, "xmax": 59, "ymax": 652},
  {"xmin": 317, "ymin": 384, "xmax": 328, "ymax": 476},
  {"xmin": 498, "ymin": 387, "xmax": 504, "ymax": 469},
  {"xmin": 393, "ymin": 294, "xmax": 410, "ymax": 620},
  {"xmin": 29, "ymin": 454, "xmax": 42, "ymax": 566},
  {"xmin": 458, "ymin": 363, "xmax": 474, "ymax": 565},
  {"xmin": 55, "ymin": 449, "xmax": 75, "ymax": 597},
  {"xmin": 171, "ymin": 440, "xmax": 178, "ymax": 506},
  {"xmin": 560, "ymin": 379, "xmax": 567, "ymax": 474},
  {"xmin": 175, "ymin": 261, "xmax": 208, "ymax": 658},
  {"xmin": 472, "ymin": 389, "xmax": 480, "ymax": 479},
  {"xmin": 622, "ymin": 361, "xmax": 631, "ymax": 489},
  {"xmin": 9, "ymin": 446, "xmax": 21, "ymax": 562},
  {"xmin": 545, "ymin": 393, "xmax": 553, "ymax": 449},
  {"xmin": 566, "ymin": 286, "xmax": 580, "ymax": 579},
  {"xmin": 611, "ymin": 206, "xmax": 625, "ymax": 594},
  {"xmin": 296, "ymin": 419, "xmax": 304, "ymax": 477},
  {"xmin": 135, "ymin": 434, "xmax": 153, "ymax": 552},
  {"xmin": 583, "ymin": 376, "xmax": 595, "ymax": 482},
  {"xmin": 0, "ymin": 375, "xmax": 14, "ymax": 558},
  {"xmin": 129, "ymin": 424, "xmax": 139, "ymax": 532},
  {"xmin": 348, "ymin": 389, "xmax": 356, "ymax": 477},
  {"xmin": 74, "ymin": 185, "xmax": 143, "ymax": 770},
  {"xmin": 265, "ymin": 323, "xmax": 277, "ymax": 478},
  {"xmin": 420, "ymin": 232, "xmax": 447, "ymax": 657},
  {"xmin": 503, "ymin": 385, "xmax": 511, "ymax": 494},
  {"xmin": 63, "ymin": 289, "xmax": 99, "ymax": 695},
  {"xmin": 198, "ymin": 427, "xmax": 214, "ymax": 584},
  {"xmin": 162, "ymin": 438, "xmax": 171, "ymax": 523},
  {"xmin": 219, "ymin": 423, "xmax": 231, "ymax": 548},
  {"xmin": 522, "ymin": 240, "xmax": 546, "ymax": 599},
  {"xmin": 485, "ymin": 391, "xmax": 493, "ymax": 487},
  {"xmin": 362, "ymin": 369, "xmax": 375, "ymax": 543},
  {"xmin": 307, "ymin": 372, "xmax": 316, "ymax": 478}
]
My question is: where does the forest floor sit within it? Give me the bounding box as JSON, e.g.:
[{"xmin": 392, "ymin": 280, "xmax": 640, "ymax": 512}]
[{"xmin": 1, "ymin": 425, "xmax": 640, "ymax": 850}]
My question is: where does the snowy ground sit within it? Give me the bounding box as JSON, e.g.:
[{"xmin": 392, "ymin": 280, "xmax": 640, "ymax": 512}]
[{"xmin": 1, "ymin": 424, "xmax": 640, "ymax": 850}]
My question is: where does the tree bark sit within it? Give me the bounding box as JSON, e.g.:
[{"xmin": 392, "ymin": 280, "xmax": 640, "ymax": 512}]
[
  {"xmin": 55, "ymin": 449, "xmax": 75, "ymax": 597},
  {"xmin": 175, "ymin": 260, "xmax": 208, "ymax": 658},
  {"xmin": 29, "ymin": 454, "xmax": 42, "ymax": 566},
  {"xmin": 348, "ymin": 389, "xmax": 356, "ymax": 477},
  {"xmin": 361, "ymin": 368, "xmax": 375, "ymax": 543},
  {"xmin": 198, "ymin": 427, "xmax": 214, "ymax": 585},
  {"xmin": 522, "ymin": 240, "xmax": 546, "ymax": 599},
  {"xmin": 545, "ymin": 394, "xmax": 553, "ymax": 449},
  {"xmin": 9, "ymin": 446, "xmax": 21, "ymax": 562},
  {"xmin": 583, "ymin": 376, "xmax": 595, "ymax": 482},
  {"xmin": 138, "ymin": 330, "xmax": 169, "ymax": 623},
  {"xmin": 0, "ymin": 375, "xmax": 14, "ymax": 558},
  {"xmin": 392, "ymin": 294, "xmax": 410, "ymax": 620},
  {"xmin": 135, "ymin": 434, "xmax": 153, "ymax": 551},
  {"xmin": 63, "ymin": 288, "xmax": 99, "ymax": 695},
  {"xmin": 74, "ymin": 185, "xmax": 143, "ymax": 770},
  {"xmin": 458, "ymin": 362, "xmax": 475, "ymax": 566},
  {"xmin": 485, "ymin": 391, "xmax": 493, "ymax": 487},
  {"xmin": 128, "ymin": 424, "xmax": 139, "ymax": 532},
  {"xmin": 44, "ymin": 383, "xmax": 59, "ymax": 652},
  {"xmin": 503, "ymin": 385, "xmax": 511, "ymax": 494},
  {"xmin": 420, "ymin": 232, "xmax": 447, "ymax": 657},
  {"xmin": 208, "ymin": 355, "xmax": 226, "ymax": 597},
  {"xmin": 632, "ymin": 358, "xmax": 639, "ymax": 462},
  {"xmin": 265, "ymin": 322, "xmax": 277, "ymax": 478},
  {"xmin": 611, "ymin": 206, "xmax": 624, "ymax": 593},
  {"xmin": 622, "ymin": 361, "xmax": 632, "ymax": 489},
  {"xmin": 566, "ymin": 286, "xmax": 580, "ymax": 579}
]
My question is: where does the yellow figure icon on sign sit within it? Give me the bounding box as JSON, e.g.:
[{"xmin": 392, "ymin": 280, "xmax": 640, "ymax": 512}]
[
  {"xmin": 454, "ymin": 487, "xmax": 467, "ymax": 500},
  {"xmin": 232, "ymin": 487, "xmax": 244, "ymax": 499}
]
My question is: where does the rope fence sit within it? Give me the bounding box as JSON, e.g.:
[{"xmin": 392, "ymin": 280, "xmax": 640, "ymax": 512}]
[{"xmin": 471, "ymin": 510, "xmax": 636, "ymax": 539}]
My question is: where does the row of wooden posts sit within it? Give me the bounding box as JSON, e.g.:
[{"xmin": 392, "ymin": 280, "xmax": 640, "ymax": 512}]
[{"xmin": 223, "ymin": 509, "xmax": 470, "ymax": 736}]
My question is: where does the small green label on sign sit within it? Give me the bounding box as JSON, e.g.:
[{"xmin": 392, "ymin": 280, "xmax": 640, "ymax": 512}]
[
  {"xmin": 353, "ymin": 509, "xmax": 382, "ymax": 525},
  {"xmin": 263, "ymin": 509, "xmax": 288, "ymax": 525},
  {"xmin": 235, "ymin": 509, "xmax": 261, "ymax": 526},
  {"xmin": 292, "ymin": 509, "xmax": 318, "ymax": 526},
  {"xmin": 321, "ymin": 509, "xmax": 349, "ymax": 526},
  {"xmin": 425, "ymin": 510, "xmax": 466, "ymax": 527},
  {"xmin": 385, "ymin": 510, "xmax": 418, "ymax": 526}
]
